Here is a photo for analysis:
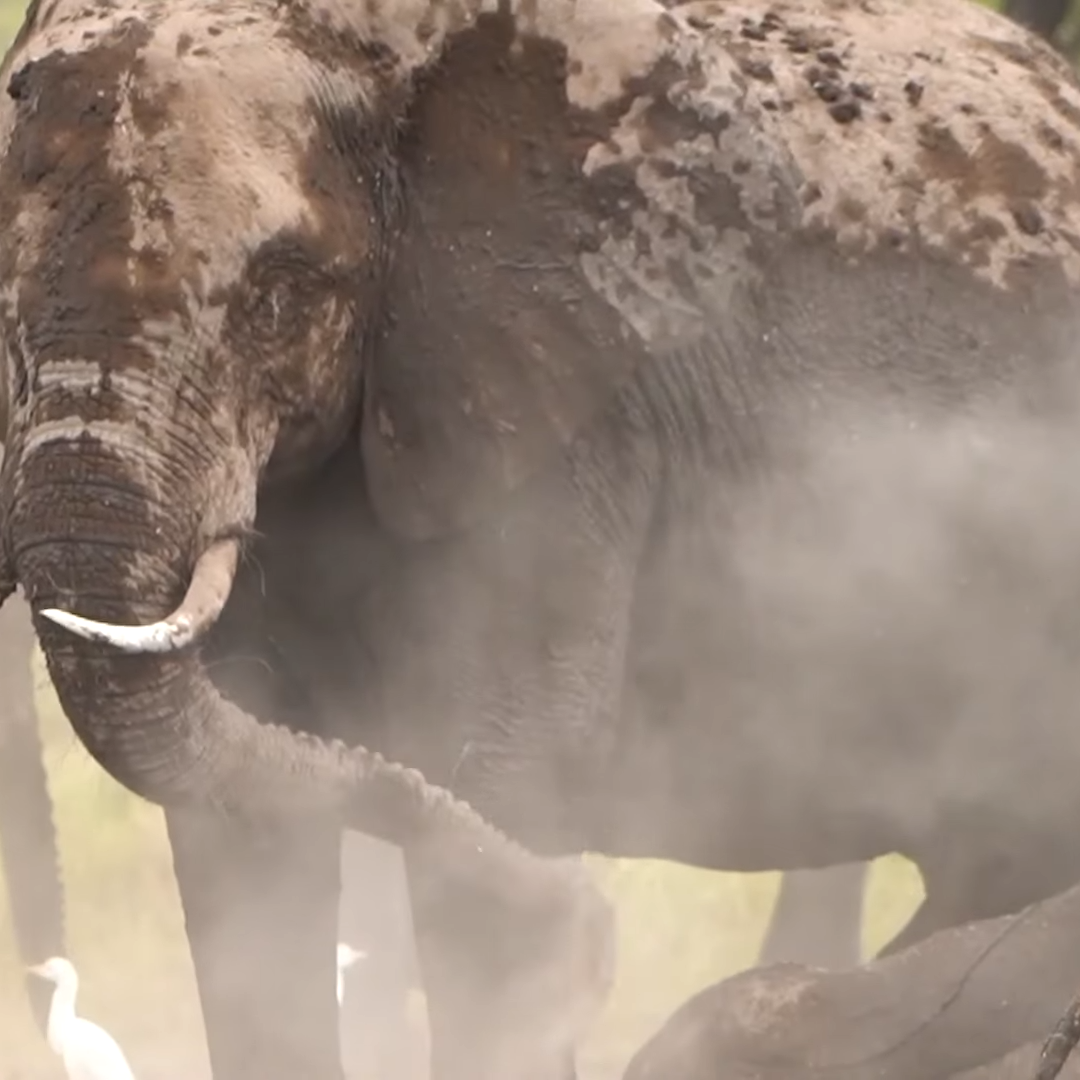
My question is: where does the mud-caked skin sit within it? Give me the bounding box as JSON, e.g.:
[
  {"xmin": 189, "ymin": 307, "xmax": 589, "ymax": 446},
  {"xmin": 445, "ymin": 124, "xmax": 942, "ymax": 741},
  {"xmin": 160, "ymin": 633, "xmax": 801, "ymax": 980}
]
[{"xmin": 4, "ymin": 1, "xmax": 1080, "ymax": 1079}]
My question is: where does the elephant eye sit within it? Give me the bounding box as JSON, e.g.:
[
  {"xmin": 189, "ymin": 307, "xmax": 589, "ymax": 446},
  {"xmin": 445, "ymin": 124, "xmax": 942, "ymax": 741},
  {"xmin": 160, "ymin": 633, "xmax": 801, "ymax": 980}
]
[
  {"xmin": 250, "ymin": 283, "xmax": 289, "ymax": 337},
  {"xmin": 235, "ymin": 237, "xmax": 338, "ymax": 349}
]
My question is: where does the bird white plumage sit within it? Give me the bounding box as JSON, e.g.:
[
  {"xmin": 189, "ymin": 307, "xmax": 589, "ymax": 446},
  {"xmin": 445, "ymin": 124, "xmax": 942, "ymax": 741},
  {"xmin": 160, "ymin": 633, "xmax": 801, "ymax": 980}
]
[
  {"xmin": 335, "ymin": 942, "xmax": 367, "ymax": 1006},
  {"xmin": 28, "ymin": 956, "xmax": 136, "ymax": 1080}
]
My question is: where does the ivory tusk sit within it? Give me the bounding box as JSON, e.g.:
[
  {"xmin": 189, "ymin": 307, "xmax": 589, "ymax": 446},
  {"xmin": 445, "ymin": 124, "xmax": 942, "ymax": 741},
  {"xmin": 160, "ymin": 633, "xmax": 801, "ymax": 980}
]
[{"xmin": 40, "ymin": 538, "xmax": 239, "ymax": 654}]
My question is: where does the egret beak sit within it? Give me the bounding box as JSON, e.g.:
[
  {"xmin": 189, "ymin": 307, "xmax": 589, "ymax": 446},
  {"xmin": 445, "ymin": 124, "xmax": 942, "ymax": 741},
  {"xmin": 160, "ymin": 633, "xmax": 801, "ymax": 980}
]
[{"xmin": 26, "ymin": 963, "xmax": 47, "ymax": 978}]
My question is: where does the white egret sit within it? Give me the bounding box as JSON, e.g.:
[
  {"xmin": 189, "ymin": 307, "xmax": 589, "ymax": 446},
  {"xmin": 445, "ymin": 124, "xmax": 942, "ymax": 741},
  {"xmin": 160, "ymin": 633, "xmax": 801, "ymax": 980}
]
[
  {"xmin": 27, "ymin": 956, "xmax": 136, "ymax": 1080},
  {"xmin": 336, "ymin": 942, "xmax": 367, "ymax": 1006}
]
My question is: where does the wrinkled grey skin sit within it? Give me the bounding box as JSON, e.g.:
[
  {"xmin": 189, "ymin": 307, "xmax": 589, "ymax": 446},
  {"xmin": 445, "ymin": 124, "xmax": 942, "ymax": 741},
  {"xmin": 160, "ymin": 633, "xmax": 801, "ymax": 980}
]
[
  {"xmin": 6, "ymin": 0, "xmax": 1080, "ymax": 1079},
  {"xmin": 0, "ymin": 586, "xmax": 64, "ymax": 1038}
]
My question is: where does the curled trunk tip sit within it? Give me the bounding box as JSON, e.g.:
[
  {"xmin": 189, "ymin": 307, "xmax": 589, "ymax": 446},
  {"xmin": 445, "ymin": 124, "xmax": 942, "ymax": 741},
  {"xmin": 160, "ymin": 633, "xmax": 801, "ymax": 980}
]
[{"xmin": 40, "ymin": 538, "xmax": 239, "ymax": 654}]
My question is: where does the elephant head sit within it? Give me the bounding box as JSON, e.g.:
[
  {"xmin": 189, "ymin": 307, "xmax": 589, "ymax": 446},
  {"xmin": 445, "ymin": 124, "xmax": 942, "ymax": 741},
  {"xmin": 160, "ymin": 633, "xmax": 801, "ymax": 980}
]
[{"xmin": 0, "ymin": 1, "xmax": 620, "ymax": 1073}]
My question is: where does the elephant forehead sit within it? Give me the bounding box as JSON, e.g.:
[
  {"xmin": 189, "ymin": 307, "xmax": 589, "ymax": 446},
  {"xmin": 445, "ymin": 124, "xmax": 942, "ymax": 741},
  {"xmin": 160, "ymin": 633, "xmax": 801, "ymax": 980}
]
[
  {"xmin": 0, "ymin": 2, "xmax": 375, "ymax": 311},
  {"xmin": 106, "ymin": 23, "xmax": 322, "ymax": 294},
  {"xmin": 666, "ymin": 0, "xmax": 1080, "ymax": 291}
]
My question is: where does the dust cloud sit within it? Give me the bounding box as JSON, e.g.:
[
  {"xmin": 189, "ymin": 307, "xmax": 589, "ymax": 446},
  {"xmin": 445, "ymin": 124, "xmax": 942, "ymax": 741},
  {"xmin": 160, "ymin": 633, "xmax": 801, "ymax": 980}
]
[{"xmin": 615, "ymin": 372, "xmax": 1080, "ymax": 876}]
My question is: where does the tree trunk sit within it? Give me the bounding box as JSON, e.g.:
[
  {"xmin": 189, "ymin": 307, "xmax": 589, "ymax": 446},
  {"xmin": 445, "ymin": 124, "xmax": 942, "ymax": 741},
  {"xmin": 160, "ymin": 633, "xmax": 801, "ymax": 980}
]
[{"xmin": 0, "ymin": 590, "xmax": 64, "ymax": 1034}]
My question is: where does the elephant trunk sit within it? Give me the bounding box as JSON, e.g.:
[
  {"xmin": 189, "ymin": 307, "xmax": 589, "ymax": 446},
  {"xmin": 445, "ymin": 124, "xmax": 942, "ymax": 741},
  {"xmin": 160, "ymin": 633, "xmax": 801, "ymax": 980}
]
[
  {"xmin": 1, "ymin": 406, "xmax": 612, "ymax": 1032},
  {"xmin": 7, "ymin": 425, "xmax": 234, "ymax": 802},
  {"xmin": 5, "ymin": 421, "xmax": 495, "ymax": 832},
  {"xmin": 42, "ymin": 537, "xmax": 238, "ymax": 654}
]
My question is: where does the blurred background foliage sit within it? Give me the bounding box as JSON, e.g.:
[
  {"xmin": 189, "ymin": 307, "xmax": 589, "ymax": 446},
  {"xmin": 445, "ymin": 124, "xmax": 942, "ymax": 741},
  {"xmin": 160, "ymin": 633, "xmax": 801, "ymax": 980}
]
[{"xmin": 0, "ymin": 0, "xmax": 1071, "ymax": 1076}]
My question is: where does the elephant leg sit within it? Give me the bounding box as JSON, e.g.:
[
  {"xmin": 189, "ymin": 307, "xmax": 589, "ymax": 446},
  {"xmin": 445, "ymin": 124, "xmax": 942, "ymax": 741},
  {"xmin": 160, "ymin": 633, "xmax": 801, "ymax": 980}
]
[
  {"xmin": 337, "ymin": 831, "xmax": 422, "ymax": 1080},
  {"xmin": 758, "ymin": 863, "xmax": 869, "ymax": 969},
  {"xmin": 403, "ymin": 848, "xmax": 583, "ymax": 1080},
  {"xmin": 166, "ymin": 804, "xmax": 343, "ymax": 1080}
]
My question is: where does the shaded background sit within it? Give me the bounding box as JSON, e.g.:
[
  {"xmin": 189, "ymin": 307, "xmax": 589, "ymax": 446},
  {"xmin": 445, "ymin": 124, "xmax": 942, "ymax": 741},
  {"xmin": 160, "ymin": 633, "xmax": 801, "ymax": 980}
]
[{"xmin": 0, "ymin": 0, "xmax": 1069, "ymax": 1077}]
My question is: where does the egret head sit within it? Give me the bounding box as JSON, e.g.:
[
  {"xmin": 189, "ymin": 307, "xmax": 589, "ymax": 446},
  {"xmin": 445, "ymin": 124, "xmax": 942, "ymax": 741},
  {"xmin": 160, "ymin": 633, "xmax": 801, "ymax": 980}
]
[
  {"xmin": 27, "ymin": 956, "xmax": 77, "ymax": 986},
  {"xmin": 336, "ymin": 943, "xmax": 367, "ymax": 971}
]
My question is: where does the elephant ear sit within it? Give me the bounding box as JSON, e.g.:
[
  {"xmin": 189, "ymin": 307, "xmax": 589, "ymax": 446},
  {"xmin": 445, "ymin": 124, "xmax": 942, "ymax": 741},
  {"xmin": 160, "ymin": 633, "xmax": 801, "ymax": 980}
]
[{"xmin": 361, "ymin": 9, "xmax": 649, "ymax": 541}]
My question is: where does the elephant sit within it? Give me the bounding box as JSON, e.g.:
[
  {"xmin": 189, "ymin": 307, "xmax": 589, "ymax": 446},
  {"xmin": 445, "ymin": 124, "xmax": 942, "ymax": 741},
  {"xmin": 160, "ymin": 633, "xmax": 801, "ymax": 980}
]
[
  {"xmin": 7, "ymin": 0, "xmax": 1080, "ymax": 1077},
  {"xmin": 341, "ymin": 855, "xmax": 871, "ymax": 1079},
  {"xmin": 0, "ymin": 587, "xmax": 65, "ymax": 1038}
]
